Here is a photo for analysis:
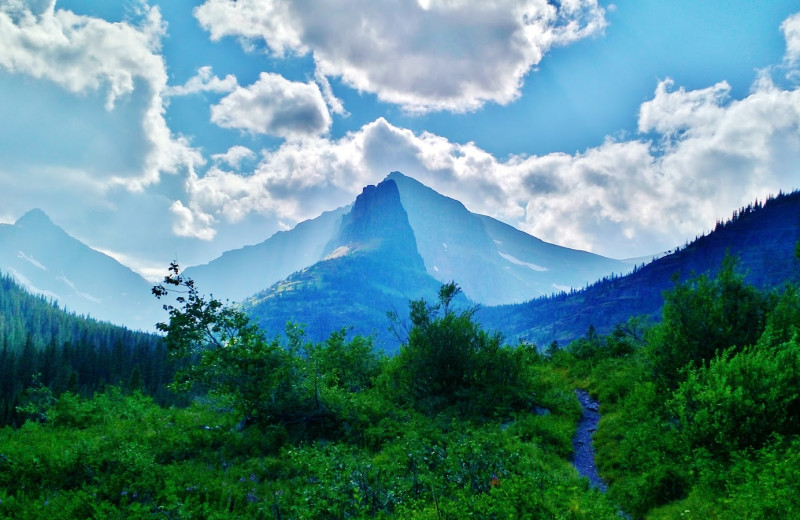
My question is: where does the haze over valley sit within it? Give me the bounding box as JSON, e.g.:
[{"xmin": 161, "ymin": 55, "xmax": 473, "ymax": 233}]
[{"xmin": 2, "ymin": 1, "xmax": 800, "ymax": 518}]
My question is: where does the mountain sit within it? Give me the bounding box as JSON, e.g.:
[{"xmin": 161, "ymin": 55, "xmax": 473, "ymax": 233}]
[
  {"xmin": 0, "ymin": 209, "xmax": 162, "ymax": 331},
  {"xmin": 387, "ymin": 172, "xmax": 629, "ymax": 304},
  {"xmin": 244, "ymin": 179, "xmax": 447, "ymax": 350},
  {"xmin": 478, "ymin": 191, "xmax": 800, "ymax": 347},
  {"xmin": 184, "ymin": 205, "xmax": 349, "ymax": 302},
  {"xmin": 187, "ymin": 172, "xmax": 629, "ymax": 306}
]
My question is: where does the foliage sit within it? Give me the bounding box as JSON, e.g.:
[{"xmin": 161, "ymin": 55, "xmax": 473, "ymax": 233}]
[
  {"xmin": 6, "ymin": 250, "xmax": 799, "ymax": 519},
  {"xmin": 0, "ymin": 272, "xmax": 174, "ymax": 427},
  {"xmin": 647, "ymin": 255, "xmax": 769, "ymax": 389},
  {"xmin": 0, "ymin": 271, "xmax": 628, "ymax": 518},
  {"xmin": 154, "ymin": 262, "xmax": 307, "ymax": 427},
  {"xmin": 670, "ymin": 337, "xmax": 800, "ymax": 457},
  {"xmin": 557, "ymin": 253, "xmax": 800, "ymax": 518},
  {"xmin": 387, "ymin": 282, "xmax": 539, "ymax": 418}
]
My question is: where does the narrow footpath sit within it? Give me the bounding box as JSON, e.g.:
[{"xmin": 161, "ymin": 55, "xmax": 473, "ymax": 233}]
[{"xmin": 571, "ymin": 389, "xmax": 608, "ymax": 492}]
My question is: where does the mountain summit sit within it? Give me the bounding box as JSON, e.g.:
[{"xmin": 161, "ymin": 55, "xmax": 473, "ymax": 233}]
[
  {"xmin": 322, "ymin": 178, "xmax": 425, "ymax": 271},
  {"xmin": 15, "ymin": 208, "xmax": 55, "ymax": 228},
  {"xmin": 387, "ymin": 172, "xmax": 627, "ymax": 305},
  {"xmin": 187, "ymin": 172, "xmax": 629, "ymax": 306},
  {"xmin": 245, "ymin": 180, "xmax": 443, "ymax": 349},
  {"xmin": 0, "ymin": 209, "xmax": 161, "ymax": 331}
]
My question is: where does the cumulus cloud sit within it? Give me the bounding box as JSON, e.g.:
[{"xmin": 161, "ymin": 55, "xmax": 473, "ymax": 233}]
[
  {"xmin": 176, "ymin": 58, "xmax": 800, "ymax": 257},
  {"xmin": 194, "ymin": 0, "xmax": 607, "ymax": 112},
  {"xmin": 0, "ymin": 0, "xmax": 202, "ymax": 189},
  {"xmin": 211, "ymin": 145, "xmax": 256, "ymax": 169},
  {"xmin": 166, "ymin": 65, "xmax": 238, "ymax": 96},
  {"xmin": 782, "ymin": 12, "xmax": 800, "ymax": 65},
  {"xmin": 169, "ymin": 199, "xmax": 216, "ymax": 240},
  {"xmin": 210, "ymin": 72, "xmax": 332, "ymax": 138}
]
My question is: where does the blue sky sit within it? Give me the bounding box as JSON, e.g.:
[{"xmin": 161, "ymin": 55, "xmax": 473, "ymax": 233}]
[{"xmin": 1, "ymin": 0, "xmax": 800, "ymax": 279}]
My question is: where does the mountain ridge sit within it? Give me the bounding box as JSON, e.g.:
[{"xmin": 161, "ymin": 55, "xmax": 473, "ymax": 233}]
[
  {"xmin": 478, "ymin": 190, "xmax": 800, "ymax": 346},
  {"xmin": 0, "ymin": 209, "xmax": 162, "ymax": 331},
  {"xmin": 186, "ymin": 171, "xmax": 630, "ymax": 306}
]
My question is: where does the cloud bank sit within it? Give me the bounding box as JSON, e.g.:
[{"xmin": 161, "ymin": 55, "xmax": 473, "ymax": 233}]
[
  {"xmin": 194, "ymin": 0, "xmax": 607, "ymax": 112},
  {"xmin": 176, "ymin": 36, "xmax": 800, "ymax": 258},
  {"xmin": 0, "ymin": 0, "xmax": 202, "ymax": 190}
]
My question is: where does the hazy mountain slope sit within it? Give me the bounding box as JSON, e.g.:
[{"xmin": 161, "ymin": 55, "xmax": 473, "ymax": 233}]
[
  {"xmin": 185, "ymin": 172, "xmax": 629, "ymax": 306},
  {"xmin": 0, "ymin": 270, "xmax": 160, "ymax": 352},
  {"xmin": 479, "ymin": 191, "xmax": 800, "ymax": 347},
  {"xmin": 184, "ymin": 206, "xmax": 349, "ymax": 302},
  {"xmin": 387, "ymin": 172, "xmax": 629, "ymax": 304},
  {"xmin": 476, "ymin": 214, "xmax": 629, "ymax": 296},
  {"xmin": 0, "ymin": 210, "xmax": 161, "ymax": 331},
  {"xmin": 245, "ymin": 179, "xmax": 444, "ymax": 351}
]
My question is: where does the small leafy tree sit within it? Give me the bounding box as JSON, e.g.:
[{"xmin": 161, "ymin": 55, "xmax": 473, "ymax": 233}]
[
  {"xmin": 153, "ymin": 262, "xmax": 301, "ymax": 426},
  {"xmin": 647, "ymin": 255, "xmax": 769, "ymax": 389},
  {"xmin": 15, "ymin": 373, "xmax": 56, "ymax": 423},
  {"xmin": 390, "ymin": 282, "xmax": 535, "ymax": 418},
  {"xmin": 669, "ymin": 337, "xmax": 800, "ymax": 458}
]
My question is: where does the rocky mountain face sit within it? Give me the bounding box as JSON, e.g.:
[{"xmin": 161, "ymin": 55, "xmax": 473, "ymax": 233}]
[
  {"xmin": 184, "ymin": 206, "xmax": 349, "ymax": 303},
  {"xmin": 0, "ymin": 209, "xmax": 161, "ymax": 331},
  {"xmin": 387, "ymin": 172, "xmax": 628, "ymax": 305},
  {"xmin": 187, "ymin": 172, "xmax": 629, "ymax": 306},
  {"xmin": 479, "ymin": 191, "xmax": 800, "ymax": 347},
  {"xmin": 244, "ymin": 179, "xmax": 444, "ymax": 351}
]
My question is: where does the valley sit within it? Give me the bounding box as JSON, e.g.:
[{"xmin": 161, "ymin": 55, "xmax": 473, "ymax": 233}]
[{"xmin": 1, "ymin": 175, "xmax": 799, "ymax": 518}]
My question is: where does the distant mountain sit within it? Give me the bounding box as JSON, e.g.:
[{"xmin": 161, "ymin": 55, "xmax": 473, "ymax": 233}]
[
  {"xmin": 244, "ymin": 179, "xmax": 445, "ymax": 350},
  {"xmin": 184, "ymin": 206, "xmax": 349, "ymax": 302},
  {"xmin": 0, "ymin": 209, "xmax": 161, "ymax": 331},
  {"xmin": 478, "ymin": 191, "xmax": 800, "ymax": 347},
  {"xmin": 387, "ymin": 172, "xmax": 629, "ymax": 305},
  {"xmin": 187, "ymin": 172, "xmax": 629, "ymax": 306}
]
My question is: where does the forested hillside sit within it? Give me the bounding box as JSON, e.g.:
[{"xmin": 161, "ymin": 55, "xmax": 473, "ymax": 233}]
[
  {"xmin": 1, "ymin": 245, "xmax": 799, "ymax": 517},
  {"xmin": 553, "ymin": 252, "xmax": 800, "ymax": 517},
  {"xmin": 480, "ymin": 190, "xmax": 800, "ymax": 346},
  {"xmin": 0, "ymin": 272, "xmax": 174, "ymax": 426}
]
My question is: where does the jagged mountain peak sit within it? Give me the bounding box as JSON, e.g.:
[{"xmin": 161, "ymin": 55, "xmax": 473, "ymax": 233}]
[
  {"xmin": 188, "ymin": 172, "xmax": 629, "ymax": 306},
  {"xmin": 15, "ymin": 208, "xmax": 56, "ymax": 228},
  {"xmin": 323, "ymin": 178, "xmax": 425, "ymax": 271}
]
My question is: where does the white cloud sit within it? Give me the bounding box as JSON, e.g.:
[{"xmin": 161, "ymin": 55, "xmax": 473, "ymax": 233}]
[
  {"xmin": 166, "ymin": 65, "xmax": 238, "ymax": 96},
  {"xmin": 211, "ymin": 145, "xmax": 256, "ymax": 169},
  {"xmin": 194, "ymin": 0, "xmax": 607, "ymax": 112},
  {"xmin": 176, "ymin": 60, "xmax": 800, "ymax": 258},
  {"xmin": 314, "ymin": 69, "xmax": 348, "ymax": 117},
  {"xmin": 782, "ymin": 12, "xmax": 800, "ymax": 65},
  {"xmin": 0, "ymin": 0, "xmax": 202, "ymax": 190},
  {"xmin": 210, "ymin": 72, "xmax": 332, "ymax": 138},
  {"xmin": 638, "ymin": 79, "xmax": 731, "ymax": 138},
  {"xmin": 169, "ymin": 199, "xmax": 216, "ymax": 240}
]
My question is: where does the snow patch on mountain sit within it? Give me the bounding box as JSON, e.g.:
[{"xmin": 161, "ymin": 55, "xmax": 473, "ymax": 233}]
[
  {"xmin": 324, "ymin": 245, "xmax": 351, "ymax": 260},
  {"xmin": 17, "ymin": 251, "xmax": 46, "ymax": 270},
  {"xmin": 498, "ymin": 251, "xmax": 549, "ymax": 272},
  {"xmin": 57, "ymin": 274, "xmax": 102, "ymax": 304},
  {"xmin": 6, "ymin": 267, "xmax": 60, "ymax": 301}
]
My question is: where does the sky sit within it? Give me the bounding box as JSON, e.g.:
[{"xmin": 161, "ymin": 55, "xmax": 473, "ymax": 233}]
[{"xmin": 1, "ymin": 0, "xmax": 800, "ymax": 280}]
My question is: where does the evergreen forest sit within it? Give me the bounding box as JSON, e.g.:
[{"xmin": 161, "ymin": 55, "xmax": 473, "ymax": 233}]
[{"xmin": 1, "ymin": 247, "xmax": 799, "ymax": 518}]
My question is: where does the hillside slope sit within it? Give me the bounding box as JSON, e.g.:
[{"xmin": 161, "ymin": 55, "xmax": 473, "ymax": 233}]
[
  {"xmin": 244, "ymin": 179, "xmax": 445, "ymax": 351},
  {"xmin": 0, "ymin": 210, "xmax": 161, "ymax": 331},
  {"xmin": 479, "ymin": 191, "xmax": 800, "ymax": 346}
]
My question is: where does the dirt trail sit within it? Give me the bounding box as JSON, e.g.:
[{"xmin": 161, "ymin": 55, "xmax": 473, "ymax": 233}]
[{"xmin": 571, "ymin": 389, "xmax": 608, "ymax": 492}]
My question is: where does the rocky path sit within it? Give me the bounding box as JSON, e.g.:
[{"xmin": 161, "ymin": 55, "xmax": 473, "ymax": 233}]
[{"xmin": 571, "ymin": 389, "xmax": 608, "ymax": 492}]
